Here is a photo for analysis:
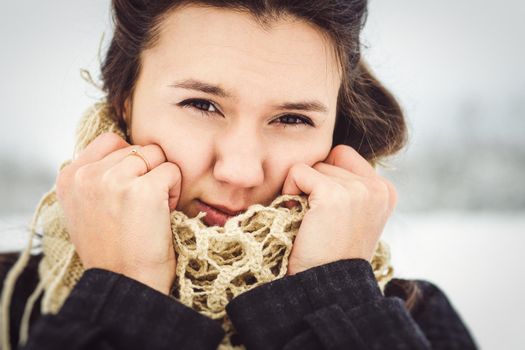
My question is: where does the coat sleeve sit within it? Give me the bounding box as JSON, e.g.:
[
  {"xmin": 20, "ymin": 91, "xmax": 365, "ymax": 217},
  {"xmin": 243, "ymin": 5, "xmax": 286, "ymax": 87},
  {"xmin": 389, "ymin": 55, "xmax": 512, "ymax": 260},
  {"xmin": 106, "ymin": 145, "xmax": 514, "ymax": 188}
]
[
  {"xmin": 226, "ymin": 259, "xmax": 478, "ymax": 350},
  {"xmin": 21, "ymin": 268, "xmax": 225, "ymax": 350}
]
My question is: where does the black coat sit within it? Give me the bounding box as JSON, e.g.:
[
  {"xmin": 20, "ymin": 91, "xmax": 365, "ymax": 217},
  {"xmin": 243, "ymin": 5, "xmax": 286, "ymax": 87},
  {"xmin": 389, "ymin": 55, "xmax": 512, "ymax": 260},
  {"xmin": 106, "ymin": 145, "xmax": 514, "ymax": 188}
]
[{"xmin": 0, "ymin": 252, "xmax": 477, "ymax": 349}]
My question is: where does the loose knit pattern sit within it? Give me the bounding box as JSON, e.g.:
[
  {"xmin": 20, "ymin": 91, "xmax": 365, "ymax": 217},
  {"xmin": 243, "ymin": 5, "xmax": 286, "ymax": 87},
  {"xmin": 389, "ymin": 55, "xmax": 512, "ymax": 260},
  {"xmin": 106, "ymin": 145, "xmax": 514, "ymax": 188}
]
[{"xmin": 1, "ymin": 101, "xmax": 394, "ymax": 350}]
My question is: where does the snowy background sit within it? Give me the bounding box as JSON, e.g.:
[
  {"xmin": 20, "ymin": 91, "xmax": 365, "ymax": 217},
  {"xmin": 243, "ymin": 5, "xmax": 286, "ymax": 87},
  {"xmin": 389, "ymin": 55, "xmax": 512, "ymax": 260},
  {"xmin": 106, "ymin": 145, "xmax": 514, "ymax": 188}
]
[{"xmin": 1, "ymin": 1, "xmax": 524, "ymax": 348}]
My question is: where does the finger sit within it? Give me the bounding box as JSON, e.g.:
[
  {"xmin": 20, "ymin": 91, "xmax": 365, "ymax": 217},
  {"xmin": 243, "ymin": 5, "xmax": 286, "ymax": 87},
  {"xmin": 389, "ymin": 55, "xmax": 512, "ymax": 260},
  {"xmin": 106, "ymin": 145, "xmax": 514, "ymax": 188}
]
[
  {"xmin": 73, "ymin": 132, "xmax": 129, "ymax": 167},
  {"xmin": 282, "ymin": 163, "xmax": 329, "ymax": 197},
  {"xmin": 324, "ymin": 145, "xmax": 376, "ymax": 178},
  {"xmin": 312, "ymin": 162, "xmax": 361, "ymax": 185},
  {"xmin": 105, "ymin": 144, "xmax": 168, "ymax": 179},
  {"xmin": 316, "ymin": 161, "xmax": 397, "ymax": 208},
  {"xmin": 140, "ymin": 162, "xmax": 182, "ymax": 211}
]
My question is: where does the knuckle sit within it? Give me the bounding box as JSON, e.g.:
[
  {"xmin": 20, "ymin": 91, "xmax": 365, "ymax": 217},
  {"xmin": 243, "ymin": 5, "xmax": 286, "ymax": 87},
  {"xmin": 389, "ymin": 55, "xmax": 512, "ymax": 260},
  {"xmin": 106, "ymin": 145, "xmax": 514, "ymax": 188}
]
[
  {"xmin": 348, "ymin": 181, "xmax": 369, "ymax": 199},
  {"xmin": 101, "ymin": 168, "xmax": 127, "ymax": 193},
  {"xmin": 370, "ymin": 177, "xmax": 389, "ymax": 197},
  {"xmin": 74, "ymin": 164, "xmax": 97, "ymax": 189},
  {"xmin": 384, "ymin": 179, "xmax": 399, "ymax": 209},
  {"xmin": 321, "ymin": 180, "xmax": 351, "ymax": 204},
  {"xmin": 369, "ymin": 177, "xmax": 398, "ymax": 212},
  {"xmin": 165, "ymin": 161, "xmax": 181, "ymax": 174}
]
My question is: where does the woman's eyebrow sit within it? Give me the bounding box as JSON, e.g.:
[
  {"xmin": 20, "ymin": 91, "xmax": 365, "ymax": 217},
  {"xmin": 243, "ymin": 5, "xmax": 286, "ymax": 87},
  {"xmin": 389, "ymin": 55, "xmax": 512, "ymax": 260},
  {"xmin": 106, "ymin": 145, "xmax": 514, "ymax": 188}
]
[
  {"xmin": 169, "ymin": 79, "xmax": 232, "ymax": 98},
  {"xmin": 168, "ymin": 78, "xmax": 329, "ymax": 114},
  {"xmin": 275, "ymin": 101, "xmax": 328, "ymax": 114}
]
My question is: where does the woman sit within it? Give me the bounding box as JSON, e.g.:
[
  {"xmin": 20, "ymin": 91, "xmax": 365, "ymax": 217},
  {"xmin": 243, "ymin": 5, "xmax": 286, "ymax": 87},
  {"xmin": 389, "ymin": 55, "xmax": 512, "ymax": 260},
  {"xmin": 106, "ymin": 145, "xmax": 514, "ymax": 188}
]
[{"xmin": 1, "ymin": 0, "xmax": 477, "ymax": 349}]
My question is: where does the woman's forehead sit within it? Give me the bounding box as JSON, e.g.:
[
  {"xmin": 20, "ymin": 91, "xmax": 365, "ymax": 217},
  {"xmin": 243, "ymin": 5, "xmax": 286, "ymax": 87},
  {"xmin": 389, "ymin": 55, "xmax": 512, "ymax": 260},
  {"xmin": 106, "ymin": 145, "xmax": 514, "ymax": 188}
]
[{"xmin": 141, "ymin": 4, "xmax": 341, "ymax": 105}]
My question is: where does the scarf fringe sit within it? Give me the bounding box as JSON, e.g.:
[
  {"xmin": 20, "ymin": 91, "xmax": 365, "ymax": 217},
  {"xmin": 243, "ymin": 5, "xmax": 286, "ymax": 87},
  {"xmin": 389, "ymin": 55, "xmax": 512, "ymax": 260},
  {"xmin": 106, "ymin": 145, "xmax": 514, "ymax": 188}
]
[{"xmin": 1, "ymin": 186, "xmax": 56, "ymax": 350}]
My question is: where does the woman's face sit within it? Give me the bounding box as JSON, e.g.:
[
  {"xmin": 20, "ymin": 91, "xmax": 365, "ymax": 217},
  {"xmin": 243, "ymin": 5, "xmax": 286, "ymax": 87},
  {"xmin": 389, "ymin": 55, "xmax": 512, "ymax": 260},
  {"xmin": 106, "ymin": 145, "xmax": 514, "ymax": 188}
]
[{"xmin": 126, "ymin": 5, "xmax": 341, "ymax": 225}]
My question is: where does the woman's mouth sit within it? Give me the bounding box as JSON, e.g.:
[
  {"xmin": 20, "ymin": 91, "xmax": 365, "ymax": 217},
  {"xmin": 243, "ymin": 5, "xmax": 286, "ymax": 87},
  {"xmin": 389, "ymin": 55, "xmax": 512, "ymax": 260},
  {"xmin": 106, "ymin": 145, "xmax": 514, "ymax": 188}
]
[{"xmin": 196, "ymin": 200, "xmax": 245, "ymax": 227}]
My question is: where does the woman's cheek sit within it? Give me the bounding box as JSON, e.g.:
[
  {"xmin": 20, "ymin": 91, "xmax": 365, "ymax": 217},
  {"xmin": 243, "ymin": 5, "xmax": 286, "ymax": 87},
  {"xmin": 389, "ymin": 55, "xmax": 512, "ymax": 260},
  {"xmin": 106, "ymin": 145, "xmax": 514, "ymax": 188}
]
[
  {"xmin": 272, "ymin": 138, "xmax": 330, "ymax": 169},
  {"xmin": 162, "ymin": 128, "xmax": 216, "ymax": 192}
]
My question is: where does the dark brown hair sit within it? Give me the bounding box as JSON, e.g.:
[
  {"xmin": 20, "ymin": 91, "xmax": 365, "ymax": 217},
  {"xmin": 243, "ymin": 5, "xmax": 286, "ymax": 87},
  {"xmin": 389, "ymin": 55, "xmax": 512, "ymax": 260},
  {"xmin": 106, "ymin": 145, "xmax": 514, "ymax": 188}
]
[{"xmin": 100, "ymin": 0, "xmax": 418, "ymax": 310}]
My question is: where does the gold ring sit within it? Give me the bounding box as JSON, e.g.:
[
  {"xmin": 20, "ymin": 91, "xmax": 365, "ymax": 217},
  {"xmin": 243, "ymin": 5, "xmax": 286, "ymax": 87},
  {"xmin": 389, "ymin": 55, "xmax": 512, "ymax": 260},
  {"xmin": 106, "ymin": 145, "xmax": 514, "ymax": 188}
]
[{"xmin": 128, "ymin": 148, "xmax": 151, "ymax": 172}]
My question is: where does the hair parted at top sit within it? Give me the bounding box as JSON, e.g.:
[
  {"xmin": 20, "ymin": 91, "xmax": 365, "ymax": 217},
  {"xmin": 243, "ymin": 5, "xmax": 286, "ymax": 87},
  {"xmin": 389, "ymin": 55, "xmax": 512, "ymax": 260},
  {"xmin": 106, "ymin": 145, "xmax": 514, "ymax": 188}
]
[{"xmin": 101, "ymin": 0, "xmax": 408, "ymax": 165}]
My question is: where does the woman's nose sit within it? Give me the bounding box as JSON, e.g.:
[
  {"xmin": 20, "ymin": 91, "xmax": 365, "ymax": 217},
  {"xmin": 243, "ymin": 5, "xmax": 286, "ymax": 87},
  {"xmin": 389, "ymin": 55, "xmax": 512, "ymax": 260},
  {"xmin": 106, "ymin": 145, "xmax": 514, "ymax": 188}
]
[{"xmin": 212, "ymin": 126, "xmax": 265, "ymax": 188}]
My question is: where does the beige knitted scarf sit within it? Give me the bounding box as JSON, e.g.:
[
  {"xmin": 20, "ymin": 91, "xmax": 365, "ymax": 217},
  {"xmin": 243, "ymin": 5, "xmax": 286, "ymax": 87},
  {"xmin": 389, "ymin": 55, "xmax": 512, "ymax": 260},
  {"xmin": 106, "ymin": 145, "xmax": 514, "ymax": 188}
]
[{"xmin": 1, "ymin": 101, "xmax": 394, "ymax": 350}]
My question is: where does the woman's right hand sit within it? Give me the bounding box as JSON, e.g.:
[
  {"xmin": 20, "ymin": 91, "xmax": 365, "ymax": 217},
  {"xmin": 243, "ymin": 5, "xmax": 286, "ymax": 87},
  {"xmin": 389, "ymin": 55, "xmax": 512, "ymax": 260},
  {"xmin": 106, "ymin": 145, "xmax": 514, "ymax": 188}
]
[{"xmin": 55, "ymin": 132, "xmax": 182, "ymax": 295}]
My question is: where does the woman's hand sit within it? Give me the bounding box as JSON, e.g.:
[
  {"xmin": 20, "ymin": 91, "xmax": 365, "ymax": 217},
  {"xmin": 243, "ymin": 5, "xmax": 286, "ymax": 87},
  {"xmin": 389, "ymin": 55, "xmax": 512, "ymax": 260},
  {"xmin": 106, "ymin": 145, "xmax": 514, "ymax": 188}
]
[
  {"xmin": 282, "ymin": 145, "xmax": 398, "ymax": 275},
  {"xmin": 56, "ymin": 132, "xmax": 182, "ymax": 294}
]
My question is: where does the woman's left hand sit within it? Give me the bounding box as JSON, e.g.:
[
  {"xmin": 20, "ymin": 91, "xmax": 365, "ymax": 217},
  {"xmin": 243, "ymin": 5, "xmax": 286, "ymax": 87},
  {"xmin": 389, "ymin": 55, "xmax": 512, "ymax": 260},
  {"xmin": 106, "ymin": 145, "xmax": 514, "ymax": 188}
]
[{"xmin": 282, "ymin": 145, "xmax": 398, "ymax": 275}]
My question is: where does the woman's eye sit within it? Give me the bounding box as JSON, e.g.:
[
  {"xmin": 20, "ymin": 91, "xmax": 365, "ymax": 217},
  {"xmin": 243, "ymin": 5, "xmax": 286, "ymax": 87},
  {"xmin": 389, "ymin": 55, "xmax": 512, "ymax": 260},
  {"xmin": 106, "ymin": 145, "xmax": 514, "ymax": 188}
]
[
  {"xmin": 179, "ymin": 99, "xmax": 218, "ymax": 115},
  {"xmin": 274, "ymin": 115, "xmax": 314, "ymax": 127},
  {"xmin": 177, "ymin": 99, "xmax": 314, "ymax": 127}
]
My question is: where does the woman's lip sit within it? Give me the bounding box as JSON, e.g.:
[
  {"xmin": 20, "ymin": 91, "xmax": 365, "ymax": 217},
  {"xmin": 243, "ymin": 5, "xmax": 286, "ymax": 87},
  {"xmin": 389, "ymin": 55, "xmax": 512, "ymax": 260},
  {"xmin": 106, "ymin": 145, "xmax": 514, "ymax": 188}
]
[
  {"xmin": 196, "ymin": 200, "xmax": 234, "ymax": 227},
  {"xmin": 202, "ymin": 200, "xmax": 245, "ymax": 216}
]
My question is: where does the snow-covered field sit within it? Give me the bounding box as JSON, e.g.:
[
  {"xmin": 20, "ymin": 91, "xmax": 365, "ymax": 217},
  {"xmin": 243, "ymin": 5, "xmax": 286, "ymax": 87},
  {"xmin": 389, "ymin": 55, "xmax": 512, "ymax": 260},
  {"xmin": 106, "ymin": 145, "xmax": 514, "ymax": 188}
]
[
  {"xmin": 1, "ymin": 211, "xmax": 524, "ymax": 349},
  {"xmin": 383, "ymin": 211, "xmax": 525, "ymax": 350}
]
